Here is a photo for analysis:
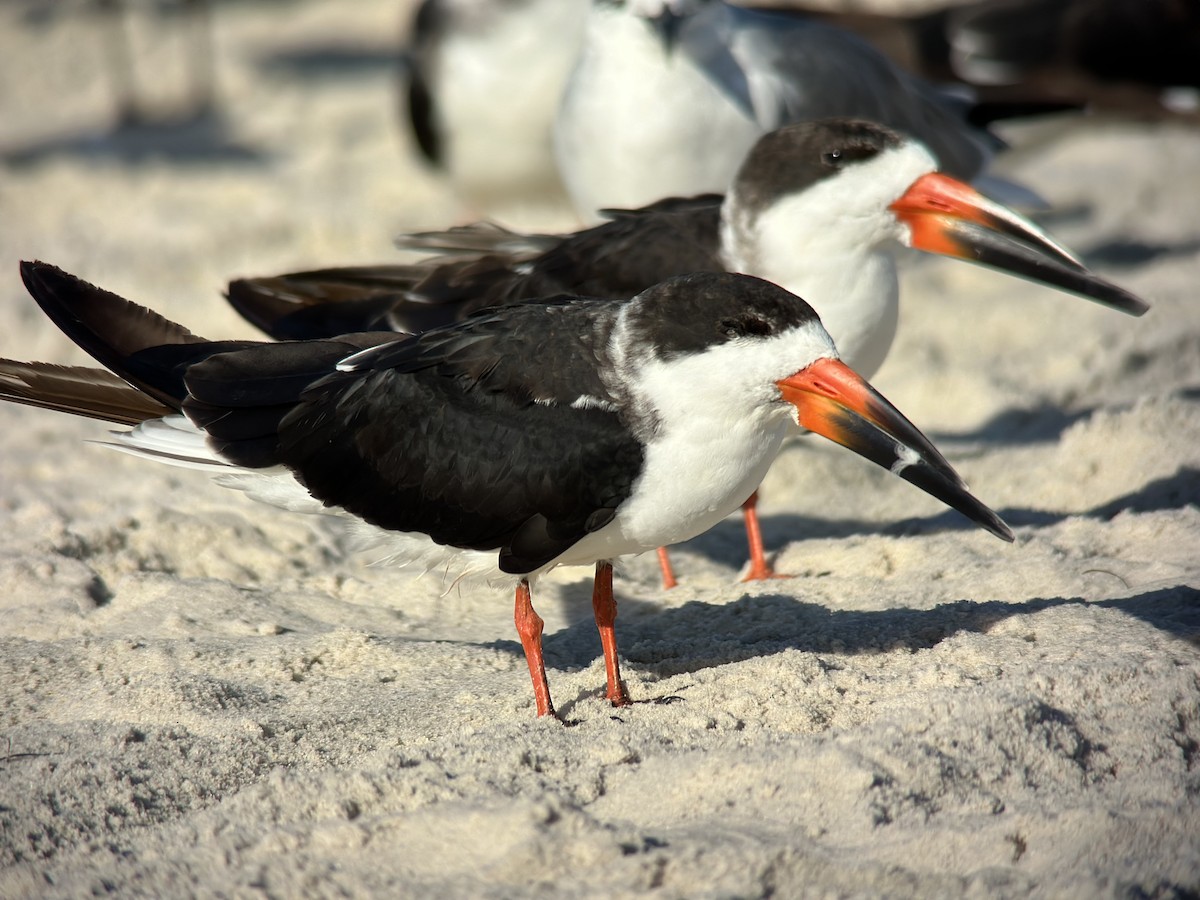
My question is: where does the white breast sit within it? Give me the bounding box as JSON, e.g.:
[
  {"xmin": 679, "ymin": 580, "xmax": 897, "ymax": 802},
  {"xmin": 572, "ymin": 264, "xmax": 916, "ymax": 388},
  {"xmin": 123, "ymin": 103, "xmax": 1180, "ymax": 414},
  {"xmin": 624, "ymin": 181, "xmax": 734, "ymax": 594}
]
[
  {"xmin": 553, "ymin": 404, "xmax": 788, "ymax": 569},
  {"xmin": 720, "ymin": 141, "xmax": 938, "ymax": 379},
  {"xmin": 554, "ymin": 6, "xmax": 760, "ymax": 218},
  {"xmin": 553, "ymin": 307, "xmax": 837, "ymax": 569},
  {"xmin": 729, "ymin": 216, "xmax": 900, "ymax": 381}
]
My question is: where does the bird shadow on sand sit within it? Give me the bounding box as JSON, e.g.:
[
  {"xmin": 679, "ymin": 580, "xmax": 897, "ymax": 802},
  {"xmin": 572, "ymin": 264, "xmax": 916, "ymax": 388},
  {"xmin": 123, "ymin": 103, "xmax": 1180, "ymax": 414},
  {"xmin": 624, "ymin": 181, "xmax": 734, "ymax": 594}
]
[
  {"xmin": 1080, "ymin": 236, "xmax": 1200, "ymax": 269},
  {"xmin": 929, "ymin": 387, "xmax": 1200, "ymax": 450},
  {"xmin": 534, "ymin": 584, "xmax": 1199, "ymax": 684},
  {"xmin": 673, "ymin": 464, "xmax": 1200, "ymax": 573},
  {"xmin": 408, "ymin": 458, "xmax": 1198, "ymax": 707},
  {"xmin": 494, "ymin": 466, "xmax": 1200, "ymax": 676},
  {"xmin": 930, "ymin": 404, "xmax": 1095, "ymax": 449},
  {"xmin": 679, "ymin": 390, "xmax": 1200, "ymax": 577},
  {"xmin": 0, "ymin": 108, "xmax": 266, "ymax": 167},
  {"xmin": 1033, "ymin": 202, "xmax": 1200, "ymax": 268}
]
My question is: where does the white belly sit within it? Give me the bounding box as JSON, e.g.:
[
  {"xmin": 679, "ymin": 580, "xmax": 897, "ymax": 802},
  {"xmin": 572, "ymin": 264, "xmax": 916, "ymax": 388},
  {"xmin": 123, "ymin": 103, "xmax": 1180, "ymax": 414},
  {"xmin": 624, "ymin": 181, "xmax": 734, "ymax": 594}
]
[
  {"xmin": 552, "ymin": 411, "xmax": 788, "ymax": 569},
  {"xmin": 795, "ymin": 255, "xmax": 900, "ymax": 381},
  {"xmin": 555, "ymin": 16, "xmax": 761, "ymax": 219}
]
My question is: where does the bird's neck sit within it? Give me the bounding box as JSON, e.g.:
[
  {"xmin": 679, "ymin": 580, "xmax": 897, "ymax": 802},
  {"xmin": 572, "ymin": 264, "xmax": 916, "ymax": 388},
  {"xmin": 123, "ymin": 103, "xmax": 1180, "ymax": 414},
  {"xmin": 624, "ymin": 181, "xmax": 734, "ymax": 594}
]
[{"xmin": 719, "ymin": 197, "xmax": 901, "ymax": 380}]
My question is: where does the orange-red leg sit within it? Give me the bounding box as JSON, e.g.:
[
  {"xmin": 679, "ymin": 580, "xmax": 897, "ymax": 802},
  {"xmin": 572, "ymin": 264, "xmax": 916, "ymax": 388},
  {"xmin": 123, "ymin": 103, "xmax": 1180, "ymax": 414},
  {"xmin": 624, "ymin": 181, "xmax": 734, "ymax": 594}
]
[
  {"xmin": 741, "ymin": 490, "xmax": 790, "ymax": 582},
  {"xmin": 591, "ymin": 561, "xmax": 631, "ymax": 707},
  {"xmin": 656, "ymin": 546, "xmax": 679, "ymax": 590},
  {"xmin": 514, "ymin": 579, "xmax": 555, "ymax": 717}
]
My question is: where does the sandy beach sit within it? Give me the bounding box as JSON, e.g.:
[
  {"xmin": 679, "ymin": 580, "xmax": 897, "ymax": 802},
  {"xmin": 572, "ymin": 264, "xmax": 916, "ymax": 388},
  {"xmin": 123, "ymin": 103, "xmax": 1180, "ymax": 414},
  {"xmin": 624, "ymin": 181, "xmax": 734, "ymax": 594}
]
[{"xmin": 1, "ymin": 1, "xmax": 1198, "ymax": 896}]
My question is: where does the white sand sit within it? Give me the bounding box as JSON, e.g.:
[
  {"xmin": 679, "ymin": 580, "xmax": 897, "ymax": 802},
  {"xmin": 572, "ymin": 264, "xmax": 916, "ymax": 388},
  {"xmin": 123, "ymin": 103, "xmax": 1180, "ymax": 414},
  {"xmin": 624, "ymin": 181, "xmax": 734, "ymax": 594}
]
[{"xmin": 1, "ymin": 2, "xmax": 1198, "ymax": 896}]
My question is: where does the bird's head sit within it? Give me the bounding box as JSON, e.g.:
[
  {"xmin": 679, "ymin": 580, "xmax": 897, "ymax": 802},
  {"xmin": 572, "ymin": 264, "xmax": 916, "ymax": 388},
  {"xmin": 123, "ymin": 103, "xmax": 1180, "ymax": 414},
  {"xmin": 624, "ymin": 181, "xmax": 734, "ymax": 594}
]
[
  {"xmin": 613, "ymin": 271, "xmax": 1014, "ymax": 543},
  {"xmin": 725, "ymin": 118, "xmax": 1147, "ymax": 317}
]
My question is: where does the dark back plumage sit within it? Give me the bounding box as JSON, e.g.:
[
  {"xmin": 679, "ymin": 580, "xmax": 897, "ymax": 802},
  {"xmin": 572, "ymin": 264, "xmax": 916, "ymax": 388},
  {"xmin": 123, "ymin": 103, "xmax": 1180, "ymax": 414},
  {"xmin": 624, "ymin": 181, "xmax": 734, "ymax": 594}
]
[
  {"xmin": 17, "ymin": 264, "xmax": 834, "ymax": 573},
  {"xmin": 19, "ymin": 262, "xmax": 655, "ymax": 574},
  {"xmin": 226, "ymin": 196, "xmax": 724, "ymax": 342}
]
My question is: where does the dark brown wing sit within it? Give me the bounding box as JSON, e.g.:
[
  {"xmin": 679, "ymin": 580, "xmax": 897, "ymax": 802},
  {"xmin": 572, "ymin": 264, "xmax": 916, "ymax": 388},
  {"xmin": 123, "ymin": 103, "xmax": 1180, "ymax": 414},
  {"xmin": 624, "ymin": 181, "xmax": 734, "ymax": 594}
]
[{"xmin": 225, "ymin": 196, "xmax": 726, "ymax": 340}]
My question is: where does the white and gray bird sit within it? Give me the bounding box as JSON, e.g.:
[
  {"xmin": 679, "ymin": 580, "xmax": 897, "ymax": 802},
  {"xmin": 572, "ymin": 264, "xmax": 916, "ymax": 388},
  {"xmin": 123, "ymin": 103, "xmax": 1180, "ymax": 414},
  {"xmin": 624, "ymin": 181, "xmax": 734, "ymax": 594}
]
[{"xmin": 554, "ymin": 0, "xmax": 1014, "ymax": 220}]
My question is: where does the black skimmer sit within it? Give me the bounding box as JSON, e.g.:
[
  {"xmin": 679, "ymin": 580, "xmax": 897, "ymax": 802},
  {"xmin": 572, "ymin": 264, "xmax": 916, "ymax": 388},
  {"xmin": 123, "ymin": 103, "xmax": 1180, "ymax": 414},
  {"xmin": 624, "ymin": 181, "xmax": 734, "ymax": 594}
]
[
  {"xmin": 785, "ymin": 0, "xmax": 1200, "ymax": 122},
  {"xmin": 3, "ymin": 261, "xmax": 1012, "ymax": 717},
  {"xmin": 226, "ymin": 119, "xmax": 1148, "ymax": 584},
  {"xmin": 554, "ymin": 0, "xmax": 1023, "ymax": 219},
  {"xmin": 945, "ymin": 0, "xmax": 1200, "ymax": 99},
  {"xmin": 403, "ymin": 0, "xmax": 587, "ymax": 218}
]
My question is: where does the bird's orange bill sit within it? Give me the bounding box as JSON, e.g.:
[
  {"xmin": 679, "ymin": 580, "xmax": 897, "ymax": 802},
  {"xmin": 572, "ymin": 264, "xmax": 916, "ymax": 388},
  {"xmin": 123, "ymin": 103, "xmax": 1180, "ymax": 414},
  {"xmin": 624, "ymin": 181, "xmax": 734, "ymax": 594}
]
[
  {"xmin": 777, "ymin": 357, "xmax": 1013, "ymax": 542},
  {"xmin": 890, "ymin": 172, "xmax": 1149, "ymax": 317}
]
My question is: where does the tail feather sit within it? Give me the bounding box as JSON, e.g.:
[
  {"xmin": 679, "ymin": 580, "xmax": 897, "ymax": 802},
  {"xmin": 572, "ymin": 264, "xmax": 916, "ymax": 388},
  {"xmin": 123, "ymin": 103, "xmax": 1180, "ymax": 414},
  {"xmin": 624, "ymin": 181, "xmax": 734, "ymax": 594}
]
[
  {"xmin": 226, "ymin": 270, "xmax": 409, "ymax": 341},
  {"xmin": 19, "ymin": 261, "xmax": 207, "ymax": 409},
  {"xmin": 19, "ymin": 261, "xmax": 263, "ymax": 410},
  {"xmin": 225, "ymin": 224, "xmax": 563, "ymax": 343},
  {"xmin": 395, "ymin": 221, "xmax": 558, "ymax": 257},
  {"xmin": 12, "ymin": 261, "xmax": 405, "ymax": 474},
  {"xmin": 226, "ymin": 263, "xmax": 490, "ymax": 340},
  {"xmin": 106, "ymin": 415, "xmax": 237, "ymax": 473},
  {"xmin": 0, "ymin": 360, "xmax": 172, "ymax": 425},
  {"xmin": 4, "ymin": 262, "xmax": 411, "ymax": 527}
]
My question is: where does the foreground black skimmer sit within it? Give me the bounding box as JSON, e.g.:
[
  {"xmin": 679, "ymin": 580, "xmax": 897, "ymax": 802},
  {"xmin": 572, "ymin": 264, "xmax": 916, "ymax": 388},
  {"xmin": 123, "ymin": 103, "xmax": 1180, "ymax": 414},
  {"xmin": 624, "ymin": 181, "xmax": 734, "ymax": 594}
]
[
  {"xmin": 3, "ymin": 262, "xmax": 1012, "ymax": 716},
  {"xmin": 404, "ymin": 0, "xmax": 586, "ymax": 217},
  {"xmin": 226, "ymin": 119, "xmax": 1147, "ymax": 583},
  {"xmin": 554, "ymin": 0, "xmax": 1021, "ymax": 219}
]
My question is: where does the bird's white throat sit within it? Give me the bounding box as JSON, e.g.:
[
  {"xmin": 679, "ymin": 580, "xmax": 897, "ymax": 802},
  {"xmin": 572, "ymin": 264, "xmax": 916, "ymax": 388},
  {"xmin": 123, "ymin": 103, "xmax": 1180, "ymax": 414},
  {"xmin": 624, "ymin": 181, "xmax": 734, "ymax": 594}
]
[{"xmin": 720, "ymin": 142, "xmax": 937, "ymax": 379}]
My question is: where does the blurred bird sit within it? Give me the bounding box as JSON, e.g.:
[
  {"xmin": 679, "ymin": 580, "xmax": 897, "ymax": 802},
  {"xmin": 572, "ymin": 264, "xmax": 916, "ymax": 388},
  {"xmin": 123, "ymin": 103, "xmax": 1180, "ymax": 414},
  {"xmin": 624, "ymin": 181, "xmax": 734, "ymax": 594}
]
[
  {"xmin": 947, "ymin": 0, "xmax": 1200, "ymax": 90},
  {"xmin": 553, "ymin": 0, "xmax": 1041, "ymax": 219},
  {"xmin": 783, "ymin": 0, "xmax": 1200, "ymax": 121},
  {"xmin": 403, "ymin": 0, "xmax": 587, "ymax": 219}
]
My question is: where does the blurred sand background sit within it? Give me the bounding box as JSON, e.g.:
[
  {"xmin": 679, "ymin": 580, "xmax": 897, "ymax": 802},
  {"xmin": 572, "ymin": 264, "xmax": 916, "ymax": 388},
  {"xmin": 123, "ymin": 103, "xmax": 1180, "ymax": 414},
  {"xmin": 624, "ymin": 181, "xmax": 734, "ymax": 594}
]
[{"xmin": 1, "ymin": 0, "xmax": 1198, "ymax": 896}]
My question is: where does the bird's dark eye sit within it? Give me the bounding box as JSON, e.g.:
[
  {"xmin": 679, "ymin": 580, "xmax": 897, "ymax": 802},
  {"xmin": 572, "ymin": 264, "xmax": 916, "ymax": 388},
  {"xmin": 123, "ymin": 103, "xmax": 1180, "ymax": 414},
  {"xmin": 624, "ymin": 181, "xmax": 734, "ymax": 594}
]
[
  {"xmin": 720, "ymin": 315, "xmax": 773, "ymax": 338},
  {"xmin": 822, "ymin": 143, "xmax": 879, "ymax": 168}
]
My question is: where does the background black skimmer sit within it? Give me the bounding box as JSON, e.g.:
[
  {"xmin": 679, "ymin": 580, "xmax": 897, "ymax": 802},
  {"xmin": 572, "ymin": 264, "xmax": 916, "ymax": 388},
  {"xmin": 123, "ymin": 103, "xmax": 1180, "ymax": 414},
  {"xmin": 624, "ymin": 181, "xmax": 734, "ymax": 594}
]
[
  {"xmin": 2, "ymin": 261, "xmax": 1012, "ymax": 717},
  {"xmin": 554, "ymin": 0, "xmax": 1030, "ymax": 219},
  {"xmin": 785, "ymin": 0, "xmax": 1200, "ymax": 123},
  {"xmin": 943, "ymin": 0, "xmax": 1200, "ymax": 108},
  {"xmin": 226, "ymin": 119, "xmax": 1148, "ymax": 584}
]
